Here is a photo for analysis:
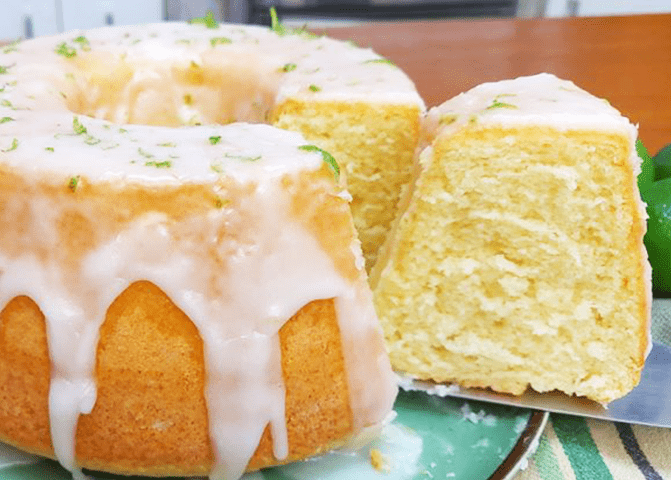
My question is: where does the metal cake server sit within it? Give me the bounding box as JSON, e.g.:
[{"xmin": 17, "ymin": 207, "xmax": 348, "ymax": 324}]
[{"xmin": 401, "ymin": 342, "xmax": 671, "ymax": 428}]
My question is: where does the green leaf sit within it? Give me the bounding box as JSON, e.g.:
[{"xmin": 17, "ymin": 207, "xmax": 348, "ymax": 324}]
[
  {"xmin": 299, "ymin": 145, "xmax": 339, "ymax": 181},
  {"xmin": 653, "ymin": 143, "xmax": 671, "ymax": 182},
  {"xmin": 643, "ymin": 177, "xmax": 671, "ymax": 292},
  {"xmin": 189, "ymin": 11, "xmax": 218, "ymax": 29}
]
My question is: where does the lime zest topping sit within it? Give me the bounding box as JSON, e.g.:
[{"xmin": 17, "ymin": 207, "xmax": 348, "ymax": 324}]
[
  {"xmin": 270, "ymin": 7, "xmax": 287, "ymax": 35},
  {"xmin": 157, "ymin": 142, "xmax": 176, "ymax": 147},
  {"xmin": 68, "ymin": 175, "xmax": 80, "ymax": 192},
  {"xmin": 209, "ymin": 135, "xmax": 222, "ymax": 145},
  {"xmin": 210, "ymin": 161, "xmax": 224, "ymax": 174},
  {"xmin": 145, "ymin": 160, "xmax": 172, "ymax": 169},
  {"xmin": 486, "ymin": 95, "xmax": 518, "ymax": 110},
  {"xmin": 138, "ymin": 147, "xmax": 154, "ymax": 159},
  {"xmin": 281, "ymin": 63, "xmax": 297, "ymax": 73},
  {"xmin": 73, "ymin": 36, "xmax": 91, "ymax": 51},
  {"xmin": 2, "ymin": 137, "xmax": 18, "ymax": 152},
  {"xmin": 2, "ymin": 40, "xmax": 20, "ymax": 54},
  {"xmin": 210, "ymin": 36, "xmax": 232, "ymax": 47},
  {"xmin": 1, "ymin": 99, "xmax": 13, "ymax": 109},
  {"xmin": 0, "ymin": 116, "xmax": 14, "ymax": 124},
  {"xmin": 299, "ymin": 145, "xmax": 339, "ymax": 181},
  {"xmin": 0, "ymin": 65, "xmax": 10, "ymax": 74},
  {"xmin": 308, "ymin": 84, "xmax": 321, "ymax": 92},
  {"xmin": 45, "ymin": 147, "xmax": 55, "ymax": 152},
  {"xmin": 364, "ymin": 58, "xmax": 396, "ymax": 66},
  {"xmin": 269, "ymin": 6, "xmax": 316, "ymax": 38},
  {"xmin": 223, "ymin": 153, "xmax": 261, "ymax": 162},
  {"xmin": 72, "ymin": 116, "xmax": 87, "ymax": 135},
  {"xmin": 55, "ymin": 42, "xmax": 77, "ymax": 58},
  {"xmin": 189, "ymin": 11, "xmax": 218, "ymax": 29}
]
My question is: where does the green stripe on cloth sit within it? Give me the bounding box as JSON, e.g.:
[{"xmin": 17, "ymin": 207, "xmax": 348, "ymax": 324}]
[
  {"xmin": 552, "ymin": 414, "xmax": 613, "ymax": 480},
  {"xmin": 533, "ymin": 430, "xmax": 565, "ymax": 480}
]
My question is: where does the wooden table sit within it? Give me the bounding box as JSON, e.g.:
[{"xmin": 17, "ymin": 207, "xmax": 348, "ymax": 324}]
[{"xmin": 320, "ymin": 13, "xmax": 671, "ymax": 155}]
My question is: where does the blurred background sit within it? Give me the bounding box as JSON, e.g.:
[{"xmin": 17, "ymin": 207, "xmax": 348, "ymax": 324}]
[{"xmin": 1, "ymin": 0, "xmax": 671, "ymax": 39}]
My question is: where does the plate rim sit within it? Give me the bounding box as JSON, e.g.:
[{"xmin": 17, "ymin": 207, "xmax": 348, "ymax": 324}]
[{"xmin": 488, "ymin": 410, "xmax": 549, "ymax": 480}]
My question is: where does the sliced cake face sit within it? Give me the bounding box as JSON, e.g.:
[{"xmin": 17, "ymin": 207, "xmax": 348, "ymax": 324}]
[
  {"xmin": 373, "ymin": 73, "xmax": 651, "ymax": 404},
  {"xmin": 0, "ymin": 24, "xmax": 398, "ymax": 480}
]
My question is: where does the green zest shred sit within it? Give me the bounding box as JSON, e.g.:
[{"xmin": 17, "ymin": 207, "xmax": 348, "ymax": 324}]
[
  {"xmin": 68, "ymin": 176, "xmax": 80, "ymax": 192},
  {"xmin": 72, "ymin": 116, "xmax": 87, "ymax": 135},
  {"xmin": 145, "ymin": 160, "xmax": 172, "ymax": 169},
  {"xmin": 281, "ymin": 63, "xmax": 297, "ymax": 73},
  {"xmin": 73, "ymin": 36, "xmax": 91, "ymax": 51},
  {"xmin": 2, "ymin": 137, "xmax": 18, "ymax": 152},
  {"xmin": 189, "ymin": 11, "xmax": 218, "ymax": 29},
  {"xmin": 210, "ymin": 36, "xmax": 232, "ymax": 47},
  {"xmin": 223, "ymin": 153, "xmax": 261, "ymax": 162},
  {"xmin": 45, "ymin": 147, "xmax": 55, "ymax": 152},
  {"xmin": 0, "ymin": 116, "xmax": 14, "ymax": 124},
  {"xmin": 0, "ymin": 65, "xmax": 10, "ymax": 74},
  {"xmin": 269, "ymin": 7, "xmax": 316, "ymax": 38},
  {"xmin": 209, "ymin": 135, "xmax": 222, "ymax": 145},
  {"xmin": 270, "ymin": 7, "xmax": 288, "ymax": 35},
  {"xmin": 55, "ymin": 42, "xmax": 77, "ymax": 58},
  {"xmin": 2, "ymin": 40, "xmax": 20, "ymax": 54},
  {"xmin": 308, "ymin": 84, "xmax": 321, "ymax": 92},
  {"xmin": 486, "ymin": 95, "xmax": 518, "ymax": 110},
  {"xmin": 364, "ymin": 58, "xmax": 396, "ymax": 66},
  {"xmin": 299, "ymin": 145, "xmax": 339, "ymax": 181}
]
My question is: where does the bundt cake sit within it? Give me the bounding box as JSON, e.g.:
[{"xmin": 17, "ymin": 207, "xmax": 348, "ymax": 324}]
[
  {"xmin": 0, "ymin": 21, "xmax": 401, "ymax": 480},
  {"xmin": 371, "ymin": 73, "xmax": 651, "ymax": 404}
]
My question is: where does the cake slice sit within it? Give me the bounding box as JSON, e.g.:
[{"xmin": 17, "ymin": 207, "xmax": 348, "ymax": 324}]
[{"xmin": 371, "ymin": 73, "xmax": 651, "ymax": 403}]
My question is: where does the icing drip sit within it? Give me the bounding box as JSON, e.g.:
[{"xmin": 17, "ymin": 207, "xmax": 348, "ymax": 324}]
[
  {"xmin": 0, "ymin": 158, "xmax": 396, "ymax": 479},
  {"xmin": 0, "ymin": 21, "xmax": 400, "ymax": 479}
]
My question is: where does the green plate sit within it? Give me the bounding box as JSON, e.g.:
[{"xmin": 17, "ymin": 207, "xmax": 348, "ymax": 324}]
[{"xmin": 0, "ymin": 391, "xmax": 548, "ymax": 480}]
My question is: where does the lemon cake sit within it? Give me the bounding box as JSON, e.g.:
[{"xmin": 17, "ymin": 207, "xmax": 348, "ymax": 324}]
[
  {"xmin": 371, "ymin": 73, "xmax": 651, "ymax": 403},
  {"xmin": 0, "ymin": 23, "xmax": 399, "ymax": 480},
  {"xmin": 15, "ymin": 20, "xmax": 424, "ymax": 269}
]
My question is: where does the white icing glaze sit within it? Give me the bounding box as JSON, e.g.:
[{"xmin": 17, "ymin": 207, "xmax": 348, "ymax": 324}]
[{"xmin": 0, "ymin": 21, "xmax": 399, "ymax": 480}]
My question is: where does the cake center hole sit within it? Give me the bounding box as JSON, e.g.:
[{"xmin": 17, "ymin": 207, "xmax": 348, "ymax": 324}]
[{"xmin": 64, "ymin": 50, "xmax": 282, "ymax": 127}]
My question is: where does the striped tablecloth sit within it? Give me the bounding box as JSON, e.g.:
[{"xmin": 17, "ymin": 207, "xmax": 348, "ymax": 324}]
[{"xmin": 517, "ymin": 299, "xmax": 671, "ymax": 480}]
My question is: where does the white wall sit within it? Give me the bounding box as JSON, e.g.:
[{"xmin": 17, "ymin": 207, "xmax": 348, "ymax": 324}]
[
  {"xmin": 546, "ymin": 0, "xmax": 671, "ymax": 17},
  {"xmin": 1, "ymin": 0, "xmax": 163, "ymax": 39}
]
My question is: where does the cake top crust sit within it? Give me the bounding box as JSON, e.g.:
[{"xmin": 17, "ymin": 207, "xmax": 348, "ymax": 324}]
[
  {"xmin": 0, "ymin": 22, "xmax": 423, "ymax": 186},
  {"xmin": 425, "ymin": 73, "xmax": 637, "ymax": 141}
]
